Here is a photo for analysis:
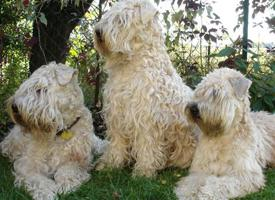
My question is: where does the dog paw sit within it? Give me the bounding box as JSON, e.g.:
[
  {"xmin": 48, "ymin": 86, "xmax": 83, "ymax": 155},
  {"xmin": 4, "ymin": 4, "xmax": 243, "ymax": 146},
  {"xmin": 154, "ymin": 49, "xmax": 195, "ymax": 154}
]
[
  {"xmin": 31, "ymin": 184, "xmax": 57, "ymax": 200},
  {"xmin": 197, "ymin": 185, "xmax": 223, "ymax": 200},
  {"xmin": 56, "ymin": 171, "xmax": 90, "ymax": 194},
  {"xmin": 33, "ymin": 191, "xmax": 57, "ymax": 200},
  {"xmin": 196, "ymin": 192, "xmax": 217, "ymax": 200},
  {"xmin": 175, "ymin": 193, "xmax": 198, "ymax": 200},
  {"xmin": 132, "ymin": 168, "xmax": 156, "ymax": 178},
  {"xmin": 175, "ymin": 184, "xmax": 199, "ymax": 200},
  {"xmin": 95, "ymin": 160, "xmax": 108, "ymax": 171},
  {"xmin": 21, "ymin": 175, "xmax": 58, "ymax": 200},
  {"xmin": 175, "ymin": 173, "xmax": 209, "ymax": 200}
]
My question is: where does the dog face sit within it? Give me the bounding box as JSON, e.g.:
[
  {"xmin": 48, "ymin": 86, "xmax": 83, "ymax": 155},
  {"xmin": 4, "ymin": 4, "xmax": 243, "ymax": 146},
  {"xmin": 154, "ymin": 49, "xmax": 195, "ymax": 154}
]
[
  {"xmin": 94, "ymin": 0, "xmax": 161, "ymax": 57},
  {"xmin": 186, "ymin": 68, "xmax": 252, "ymax": 137},
  {"xmin": 8, "ymin": 62, "xmax": 83, "ymax": 137}
]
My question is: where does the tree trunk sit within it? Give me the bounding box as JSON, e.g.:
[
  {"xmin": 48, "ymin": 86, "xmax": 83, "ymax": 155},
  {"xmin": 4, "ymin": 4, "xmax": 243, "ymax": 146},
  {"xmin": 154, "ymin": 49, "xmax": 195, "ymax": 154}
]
[
  {"xmin": 29, "ymin": 0, "xmax": 93, "ymax": 73},
  {"xmin": 94, "ymin": 0, "xmax": 104, "ymax": 108}
]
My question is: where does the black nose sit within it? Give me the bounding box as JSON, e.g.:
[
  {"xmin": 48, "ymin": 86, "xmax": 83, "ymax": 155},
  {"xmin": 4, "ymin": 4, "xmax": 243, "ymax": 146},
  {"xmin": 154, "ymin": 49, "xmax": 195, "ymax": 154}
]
[
  {"xmin": 12, "ymin": 103, "xmax": 19, "ymax": 113},
  {"xmin": 189, "ymin": 103, "xmax": 200, "ymax": 119},
  {"xmin": 95, "ymin": 28, "xmax": 102, "ymax": 39}
]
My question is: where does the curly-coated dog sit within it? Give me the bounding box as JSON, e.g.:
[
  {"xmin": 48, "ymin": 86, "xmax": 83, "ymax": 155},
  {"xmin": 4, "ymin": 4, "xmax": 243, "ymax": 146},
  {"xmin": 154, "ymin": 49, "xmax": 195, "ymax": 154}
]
[
  {"xmin": 175, "ymin": 68, "xmax": 275, "ymax": 199},
  {"xmin": 1, "ymin": 62, "xmax": 107, "ymax": 200},
  {"xmin": 94, "ymin": 0, "xmax": 197, "ymax": 177}
]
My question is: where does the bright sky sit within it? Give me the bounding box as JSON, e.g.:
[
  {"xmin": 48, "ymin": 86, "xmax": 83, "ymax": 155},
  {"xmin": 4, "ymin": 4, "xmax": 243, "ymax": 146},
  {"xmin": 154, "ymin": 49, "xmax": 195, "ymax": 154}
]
[
  {"xmin": 159, "ymin": 0, "xmax": 275, "ymax": 45},
  {"xmin": 213, "ymin": 0, "xmax": 274, "ymax": 45}
]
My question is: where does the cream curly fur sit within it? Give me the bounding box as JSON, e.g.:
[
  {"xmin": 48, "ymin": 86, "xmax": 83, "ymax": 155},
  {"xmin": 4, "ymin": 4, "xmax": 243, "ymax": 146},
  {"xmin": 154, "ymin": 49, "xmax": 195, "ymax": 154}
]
[
  {"xmin": 175, "ymin": 68, "xmax": 275, "ymax": 199},
  {"xmin": 94, "ymin": 0, "xmax": 198, "ymax": 177},
  {"xmin": 0, "ymin": 62, "xmax": 107, "ymax": 200}
]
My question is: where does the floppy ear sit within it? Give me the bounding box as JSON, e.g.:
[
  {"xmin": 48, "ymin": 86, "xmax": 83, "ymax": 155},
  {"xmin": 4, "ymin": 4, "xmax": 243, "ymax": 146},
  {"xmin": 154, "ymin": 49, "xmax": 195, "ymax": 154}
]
[
  {"xmin": 229, "ymin": 76, "xmax": 252, "ymax": 99},
  {"xmin": 55, "ymin": 65, "xmax": 78, "ymax": 86},
  {"xmin": 139, "ymin": 1, "xmax": 158, "ymax": 24}
]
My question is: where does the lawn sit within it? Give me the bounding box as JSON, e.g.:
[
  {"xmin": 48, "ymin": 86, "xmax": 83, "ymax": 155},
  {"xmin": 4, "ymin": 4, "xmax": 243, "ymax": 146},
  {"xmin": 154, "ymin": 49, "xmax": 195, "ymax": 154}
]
[{"xmin": 0, "ymin": 155, "xmax": 275, "ymax": 200}]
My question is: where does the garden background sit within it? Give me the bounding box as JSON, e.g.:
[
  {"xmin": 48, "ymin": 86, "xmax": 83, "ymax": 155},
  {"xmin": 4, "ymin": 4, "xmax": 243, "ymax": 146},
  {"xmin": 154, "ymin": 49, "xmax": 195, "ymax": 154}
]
[{"xmin": 0, "ymin": 0, "xmax": 275, "ymax": 199}]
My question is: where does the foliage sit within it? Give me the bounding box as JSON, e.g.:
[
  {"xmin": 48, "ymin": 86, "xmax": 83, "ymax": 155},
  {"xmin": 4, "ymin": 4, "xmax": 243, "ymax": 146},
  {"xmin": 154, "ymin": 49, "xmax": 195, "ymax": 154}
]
[
  {"xmin": 66, "ymin": 0, "xmax": 111, "ymax": 109},
  {"xmin": 0, "ymin": 0, "xmax": 31, "ymax": 136},
  {"xmin": 235, "ymin": 0, "xmax": 275, "ymax": 33},
  {"xmin": 158, "ymin": 0, "xmax": 228, "ymax": 84},
  {"xmin": 266, "ymin": 1, "xmax": 275, "ymax": 33},
  {"xmin": 210, "ymin": 38, "xmax": 275, "ymax": 112}
]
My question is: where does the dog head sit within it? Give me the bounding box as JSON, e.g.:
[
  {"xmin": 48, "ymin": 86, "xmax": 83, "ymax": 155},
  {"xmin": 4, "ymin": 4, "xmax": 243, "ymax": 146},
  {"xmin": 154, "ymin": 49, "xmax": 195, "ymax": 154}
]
[
  {"xmin": 186, "ymin": 68, "xmax": 252, "ymax": 137},
  {"xmin": 8, "ymin": 62, "xmax": 83, "ymax": 138},
  {"xmin": 94, "ymin": 0, "xmax": 162, "ymax": 57}
]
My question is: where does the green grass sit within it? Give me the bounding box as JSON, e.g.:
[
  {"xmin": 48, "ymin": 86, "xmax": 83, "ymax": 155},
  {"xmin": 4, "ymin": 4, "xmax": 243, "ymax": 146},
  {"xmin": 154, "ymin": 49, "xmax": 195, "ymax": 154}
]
[{"xmin": 0, "ymin": 155, "xmax": 275, "ymax": 200}]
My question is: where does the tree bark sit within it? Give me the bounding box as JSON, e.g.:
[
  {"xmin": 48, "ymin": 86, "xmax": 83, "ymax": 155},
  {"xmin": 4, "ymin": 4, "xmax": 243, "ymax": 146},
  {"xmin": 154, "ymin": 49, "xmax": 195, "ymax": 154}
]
[
  {"xmin": 94, "ymin": 0, "xmax": 103, "ymax": 108},
  {"xmin": 29, "ymin": 0, "xmax": 93, "ymax": 73}
]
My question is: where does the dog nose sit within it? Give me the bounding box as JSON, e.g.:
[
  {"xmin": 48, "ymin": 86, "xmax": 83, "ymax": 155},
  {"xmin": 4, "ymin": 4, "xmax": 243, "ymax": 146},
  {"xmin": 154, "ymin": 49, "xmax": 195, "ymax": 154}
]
[
  {"xmin": 189, "ymin": 103, "xmax": 200, "ymax": 119},
  {"xmin": 95, "ymin": 28, "xmax": 102, "ymax": 39},
  {"xmin": 12, "ymin": 103, "xmax": 19, "ymax": 113}
]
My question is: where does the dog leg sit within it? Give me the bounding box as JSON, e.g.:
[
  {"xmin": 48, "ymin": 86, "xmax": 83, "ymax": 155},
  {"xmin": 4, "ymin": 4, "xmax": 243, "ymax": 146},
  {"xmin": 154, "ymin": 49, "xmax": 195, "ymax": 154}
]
[
  {"xmin": 13, "ymin": 158, "xmax": 57, "ymax": 200},
  {"xmin": 167, "ymin": 130, "xmax": 196, "ymax": 169},
  {"xmin": 96, "ymin": 129, "xmax": 129, "ymax": 170},
  {"xmin": 132, "ymin": 128, "xmax": 167, "ymax": 177},
  {"xmin": 175, "ymin": 173, "xmax": 207, "ymax": 200},
  {"xmin": 55, "ymin": 162, "xmax": 90, "ymax": 194},
  {"xmin": 197, "ymin": 173, "xmax": 265, "ymax": 200},
  {"xmin": 0, "ymin": 126, "xmax": 28, "ymax": 161}
]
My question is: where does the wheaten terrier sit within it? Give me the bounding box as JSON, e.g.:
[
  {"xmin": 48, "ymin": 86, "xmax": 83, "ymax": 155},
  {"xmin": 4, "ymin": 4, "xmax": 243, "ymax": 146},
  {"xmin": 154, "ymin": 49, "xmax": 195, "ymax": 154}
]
[
  {"xmin": 93, "ymin": 0, "xmax": 197, "ymax": 177},
  {"xmin": 0, "ymin": 62, "xmax": 107, "ymax": 200},
  {"xmin": 175, "ymin": 68, "xmax": 275, "ymax": 199}
]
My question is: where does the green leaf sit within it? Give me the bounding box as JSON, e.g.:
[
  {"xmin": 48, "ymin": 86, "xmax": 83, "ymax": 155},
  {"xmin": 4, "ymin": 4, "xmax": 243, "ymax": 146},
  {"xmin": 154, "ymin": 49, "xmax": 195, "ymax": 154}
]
[
  {"xmin": 216, "ymin": 47, "xmax": 235, "ymax": 57},
  {"xmin": 253, "ymin": 62, "xmax": 260, "ymax": 72},
  {"xmin": 252, "ymin": 99, "xmax": 263, "ymax": 111},
  {"xmin": 204, "ymin": 34, "xmax": 210, "ymax": 41},
  {"xmin": 206, "ymin": 5, "xmax": 213, "ymax": 16},
  {"xmin": 208, "ymin": 53, "xmax": 217, "ymax": 57},
  {"xmin": 234, "ymin": 58, "xmax": 247, "ymax": 73},
  {"xmin": 177, "ymin": 0, "xmax": 183, "ymax": 7},
  {"xmin": 202, "ymin": 25, "xmax": 207, "ymax": 32},
  {"xmin": 247, "ymin": 49, "xmax": 259, "ymax": 57},
  {"xmin": 209, "ymin": 28, "xmax": 217, "ymax": 32},
  {"xmin": 74, "ymin": 0, "xmax": 80, "ymax": 6},
  {"xmin": 69, "ymin": 48, "xmax": 78, "ymax": 57},
  {"xmin": 39, "ymin": 12, "xmax": 47, "ymax": 26},
  {"xmin": 163, "ymin": 11, "xmax": 171, "ymax": 30},
  {"xmin": 209, "ymin": 34, "xmax": 217, "ymax": 43},
  {"xmin": 154, "ymin": 0, "xmax": 160, "ymax": 4},
  {"xmin": 270, "ymin": 61, "xmax": 275, "ymax": 72},
  {"xmin": 172, "ymin": 11, "xmax": 183, "ymax": 23},
  {"xmin": 264, "ymin": 96, "xmax": 274, "ymax": 108}
]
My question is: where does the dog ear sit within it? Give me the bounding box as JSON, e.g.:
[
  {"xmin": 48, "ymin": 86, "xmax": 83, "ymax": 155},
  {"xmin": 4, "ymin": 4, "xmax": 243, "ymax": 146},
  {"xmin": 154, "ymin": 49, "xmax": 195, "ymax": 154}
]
[
  {"xmin": 139, "ymin": 1, "xmax": 158, "ymax": 24},
  {"xmin": 55, "ymin": 65, "xmax": 78, "ymax": 86},
  {"xmin": 229, "ymin": 76, "xmax": 252, "ymax": 99}
]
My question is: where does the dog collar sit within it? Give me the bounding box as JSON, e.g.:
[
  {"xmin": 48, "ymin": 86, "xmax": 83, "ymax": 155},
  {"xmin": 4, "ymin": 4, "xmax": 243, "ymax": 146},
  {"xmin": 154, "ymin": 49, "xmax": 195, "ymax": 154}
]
[{"xmin": 56, "ymin": 116, "xmax": 81, "ymax": 140}]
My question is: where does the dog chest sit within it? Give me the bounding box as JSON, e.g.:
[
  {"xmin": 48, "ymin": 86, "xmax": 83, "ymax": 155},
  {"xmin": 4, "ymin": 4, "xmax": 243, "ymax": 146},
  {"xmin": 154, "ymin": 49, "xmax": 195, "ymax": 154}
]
[{"xmin": 191, "ymin": 135, "xmax": 253, "ymax": 176}]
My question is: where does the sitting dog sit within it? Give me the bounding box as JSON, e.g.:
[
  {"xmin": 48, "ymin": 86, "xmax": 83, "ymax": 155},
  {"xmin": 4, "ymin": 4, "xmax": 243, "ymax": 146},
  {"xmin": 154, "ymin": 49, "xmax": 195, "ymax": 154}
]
[
  {"xmin": 1, "ymin": 62, "xmax": 107, "ymax": 200},
  {"xmin": 175, "ymin": 68, "xmax": 275, "ymax": 199},
  {"xmin": 94, "ymin": 0, "xmax": 197, "ymax": 177}
]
